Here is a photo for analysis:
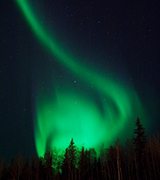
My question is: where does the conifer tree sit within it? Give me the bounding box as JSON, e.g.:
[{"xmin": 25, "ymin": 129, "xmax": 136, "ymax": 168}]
[
  {"xmin": 68, "ymin": 138, "xmax": 77, "ymax": 169},
  {"xmin": 61, "ymin": 138, "xmax": 77, "ymax": 180},
  {"xmin": 43, "ymin": 150, "xmax": 54, "ymax": 180},
  {"xmin": 133, "ymin": 117, "xmax": 147, "ymax": 180},
  {"xmin": 133, "ymin": 117, "xmax": 147, "ymax": 157},
  {"xmin": 61, "ymin": 148, "xmax": 69, "ymax": 180}
]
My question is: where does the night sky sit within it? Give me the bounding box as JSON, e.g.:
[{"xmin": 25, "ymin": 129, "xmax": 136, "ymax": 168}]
[{"xmin": 1, "ymin": 0, "xmax": 160, "ymax": 162}]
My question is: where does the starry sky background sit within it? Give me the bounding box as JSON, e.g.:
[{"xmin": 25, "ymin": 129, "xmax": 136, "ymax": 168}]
[{"xmin": 0, "ymin": 0, "xmax": 160, "ymax": 162}]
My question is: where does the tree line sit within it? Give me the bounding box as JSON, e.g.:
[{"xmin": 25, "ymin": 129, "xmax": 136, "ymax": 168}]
[{"xmin": 0, "ymin": 117, "xmax": 160, "ymax": 180}]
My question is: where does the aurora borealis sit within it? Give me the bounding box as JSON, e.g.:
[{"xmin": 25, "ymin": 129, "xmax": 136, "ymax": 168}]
[
  {"xmin": 1, "ymin": 0, "xmax": 160, "ymax": 161},
  {"xmin": 15, "ymin": 0, "xmax": 146, "ymax": 157}
]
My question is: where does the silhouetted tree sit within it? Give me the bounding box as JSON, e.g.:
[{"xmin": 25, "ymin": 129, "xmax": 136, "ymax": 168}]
[
  {"xmin": 107, "ymin": 145, "xmax": 117, "ymax": 179},
  {"xmin": 133, "ymin": 117, "xmax": 147, "ymax": 156},
  {"xmin": 125, "ymin": 138, "xmax": 135, "ymax": 180},
  {"xmin": 144, "ymin": 133, "xmax": 160, "ymax": 180},
  {"xmin": 61, "ymin": 138, "xmax": 77, "ymax": 180},
  {"xmin": 61, "ymin": 148, "xmax": 69, "ymax": 180},
  {"xmin": 43, "ymin": 150, "xmax": 54, "ymax": 180},
  {"xmin": 50, "ymin": 147, "xmax": 63, "ymax": 178},
  {"xmin": 78, "ymin": 146, "xmax": 85, "ymax": 180},
  {"xmin": 116, "ymin": 140, "xmax": 123, "ymax": 180},
  {"xmin": 133, "ymin": 117, "xmax": 147, "ymax": 180}
]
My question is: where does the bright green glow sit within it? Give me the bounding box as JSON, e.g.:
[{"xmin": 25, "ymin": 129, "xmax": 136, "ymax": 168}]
[{"xmin": 16, "ymin": 0, "xmax": 146, "ymax": 157}]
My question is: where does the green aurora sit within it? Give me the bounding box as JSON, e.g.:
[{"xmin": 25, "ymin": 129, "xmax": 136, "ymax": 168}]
[{"xmin": 16, "ymin": 0, "xmax": 147, "ymax": 157}]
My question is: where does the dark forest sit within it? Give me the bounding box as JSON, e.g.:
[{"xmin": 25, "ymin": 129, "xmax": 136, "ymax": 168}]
[{"xmin": 0, "ymin": 117, "xmax": 160, "ymax": 180}]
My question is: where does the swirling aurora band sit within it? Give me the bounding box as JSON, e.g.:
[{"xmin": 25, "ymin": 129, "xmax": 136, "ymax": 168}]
[{"xmin": 16, "ymin": 0, "xmax": 146, "ymax": 157}]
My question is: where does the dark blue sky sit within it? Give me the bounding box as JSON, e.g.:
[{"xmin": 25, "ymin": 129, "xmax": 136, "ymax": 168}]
[{"xmin": 0, "ymin": 0, "xmax": 160, "ymax": 162}]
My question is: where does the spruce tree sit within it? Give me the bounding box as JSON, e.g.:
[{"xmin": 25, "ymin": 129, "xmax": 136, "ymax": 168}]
[
  {"xmin": 133, "ymin": 117, "xmax": 147, "ymax": 157},
  {"xmin": 61, "ymin": 138, "xmax": 77, "ymax": 180},
  {"xmin": 133, "ymin": 117, "xmax": 147, "ymax": 179}
]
